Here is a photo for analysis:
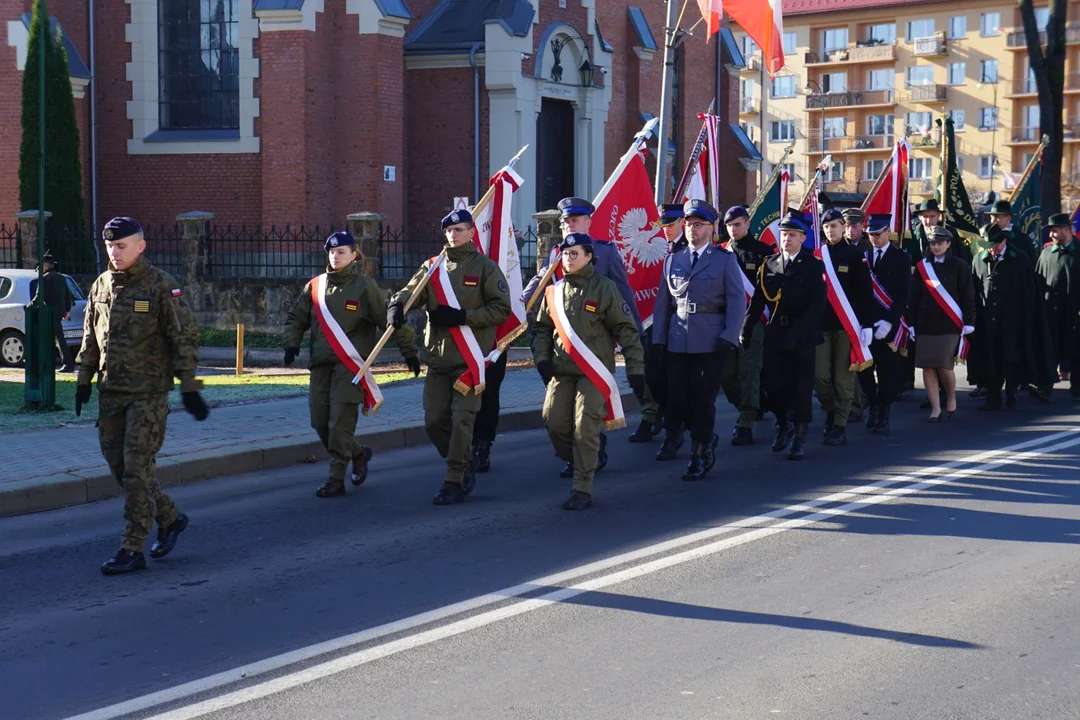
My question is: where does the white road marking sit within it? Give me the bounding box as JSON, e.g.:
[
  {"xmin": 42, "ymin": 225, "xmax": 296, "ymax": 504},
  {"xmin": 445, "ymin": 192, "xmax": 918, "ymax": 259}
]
[{"xmin": 67, "ymin": 429, "xmax": 1080, "ymax": 720}]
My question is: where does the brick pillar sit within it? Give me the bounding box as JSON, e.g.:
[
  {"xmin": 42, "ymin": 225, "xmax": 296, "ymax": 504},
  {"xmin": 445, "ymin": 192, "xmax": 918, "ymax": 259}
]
[
  {"xmin": 176, "ymin": 211, "xmax": 213, "ymax": 280},
  {"xmin": 15, "ymin": 210, "xmax": 51, "ymax": 268},
  {"xmin": 531, "ymin": 209, "xmax": 561, "ymax": 272},
  {"xmin": 346, "ymin": 212, "xmax": 386, "ymax": 278}
]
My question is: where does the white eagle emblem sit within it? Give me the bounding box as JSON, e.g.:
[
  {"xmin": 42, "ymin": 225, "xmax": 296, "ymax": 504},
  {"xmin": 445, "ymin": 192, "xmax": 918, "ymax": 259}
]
[{"xmin": 616, "ymin": 207, "xmax": 665, "ymax": 270}]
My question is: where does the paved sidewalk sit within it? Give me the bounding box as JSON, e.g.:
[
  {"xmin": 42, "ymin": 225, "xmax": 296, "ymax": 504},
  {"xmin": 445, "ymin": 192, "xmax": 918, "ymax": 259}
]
[{"xmin": 0, "ymin": 368, "xmax": 636, "ymax": 517}]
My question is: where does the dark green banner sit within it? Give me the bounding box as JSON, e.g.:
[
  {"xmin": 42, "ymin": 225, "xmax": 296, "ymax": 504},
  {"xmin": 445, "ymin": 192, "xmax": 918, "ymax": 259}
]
[{"xmin": 936, "ymin": 114, "xmax": 980, "ymax": 242}]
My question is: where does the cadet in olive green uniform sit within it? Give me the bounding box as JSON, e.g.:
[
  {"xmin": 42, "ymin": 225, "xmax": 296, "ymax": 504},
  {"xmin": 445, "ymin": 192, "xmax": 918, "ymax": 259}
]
[
  {"xmin": 389, "ymin": 209, "xmax": 511, "ymax": 505},
  {"xmin": 75, "ymin": 217, "xmax": 209, "ymax": 576},
  {"xmin": 284, "ymin": 231, "xmax": 420, "ymax": 498},
  {"xmin": 533, "ymin": 233, "xmax": 645, "ymax": 510}
]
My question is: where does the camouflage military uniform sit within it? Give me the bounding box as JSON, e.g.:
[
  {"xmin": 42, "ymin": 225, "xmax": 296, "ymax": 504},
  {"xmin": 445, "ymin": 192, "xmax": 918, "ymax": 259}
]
[
  {"xmin": 533, "ymin": 264, "xmax": 644, "ymax": 496},
  {"xmin": 284, "ymin": 260, "xmax": 417, "ymax": 482},
  {"xmin": 76, "ymin": 256, "xmax": 200, "ymax": 552},
  {"xmin": 392, "ymin": 242, "xmax": 511, "ymax": 485}
]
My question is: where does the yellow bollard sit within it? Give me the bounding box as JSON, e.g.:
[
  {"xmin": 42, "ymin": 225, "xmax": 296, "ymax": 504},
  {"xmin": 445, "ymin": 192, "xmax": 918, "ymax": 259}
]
[{"xmin": 235, "ymin": 323, "xmax": 245, "ymax": 376}]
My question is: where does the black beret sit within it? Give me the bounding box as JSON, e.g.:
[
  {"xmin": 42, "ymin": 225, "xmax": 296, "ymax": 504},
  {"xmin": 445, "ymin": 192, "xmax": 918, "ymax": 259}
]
[
  {"xmin": 560, "ymin": 232, "xmax": 594, "ymax": 252},
  {"xmin": 102, "ymin": 217, "xmax": 143, "ymax": 242},
  {"xmin": 324, "ymin": 231, "xmax": 356, "ymax": 252},
  {"xmin": 442, "ymin": 209, "xmax": 474, "ymax": 229},
  {"xmin": 821, "ymin": 208, "xmax": 844, "ymax": 224},
  {"xmin": 723, "ymin": 205, "xmax": 749, "ymax": 224},
  {"xmin": 557, "ymin": 197, "xmax": 595, "ymax": 219}
]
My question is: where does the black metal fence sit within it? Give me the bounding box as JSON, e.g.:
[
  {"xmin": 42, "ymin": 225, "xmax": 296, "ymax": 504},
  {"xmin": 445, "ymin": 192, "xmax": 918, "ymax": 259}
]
[
  {"xmin": 0, "ymin": 224, "xmax": 19, "ymax": 269},
  {"xmin": 143, "ymin": 224, "xmax": 186, "ymax": 278},
  {"xmin": 203, "ymin": 225, "xmax": 337, "ymax": 279}
]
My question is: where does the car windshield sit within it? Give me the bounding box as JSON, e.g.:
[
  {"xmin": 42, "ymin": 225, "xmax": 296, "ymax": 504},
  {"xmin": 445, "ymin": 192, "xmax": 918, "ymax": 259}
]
[
  {"xmin": 0, "ymin": 276, "xmax": 12, "ymax": 301},
  {"xmin": 65, "ymin": 276, "xmax": 86, "ymax": 301}
]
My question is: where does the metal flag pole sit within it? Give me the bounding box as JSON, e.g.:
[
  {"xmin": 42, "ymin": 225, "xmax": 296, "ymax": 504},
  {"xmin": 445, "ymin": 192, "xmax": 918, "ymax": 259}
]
[
  {"xmin": 670, "ymin": 99, "xmax": 717, "ymax": 203},
  {"xmin": 797, "ymin": 154, "xmax": 835, "ymax": 209},
  {"xmin": 653, "ymin": 0, "xmax": 680, "ymax": 204}
]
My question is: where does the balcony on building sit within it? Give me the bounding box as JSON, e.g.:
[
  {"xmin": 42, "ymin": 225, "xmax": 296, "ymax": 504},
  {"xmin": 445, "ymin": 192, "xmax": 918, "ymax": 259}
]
[
  {"xmin": 906, "ymin": 83, "xmax": 948, "ymax": 104},
  {"xmin": 907, "ymin": 131, "xmax": 941, "ymax": 150},
  {"xmin": 806, "ymin": 88, "xmax": 896, "ymax": 110},
  {"xmin": 1065, "ymin": 121, "xmax": 1080, "ymax": 141},
  {"xmin": 912, "ymin": 32, "xmax": 948, "ymax": 57},
  {"xmin": 909, "ymin": 177, "xmax": 936, "ymax": 194},
  {"xmin": 807, "ymin": 134, "xmax": 895, "ymax": 154},
  {"xmin": 1067, "ymin": 73, "xmax": 1080, "ymax": 93},
  {"xmin": 1006, "ymin": 22, "xmax": 1080, "ymax": 49},
  {"xmin": 740, "ymin": 97, "xmax": 760, "ymax": 115},
  {"xmin": 1004, "ymin": 126, "xmax": 1042, "ymax": 145},
  {"xmin": 804, "ymin": 42, "xmax": 898, "ymax": 66},
  {"xmin": 1007, "ymin": 77, "xmax": 1039, "ymax": 97},
  {"xmin": 744, "ymin": 54, "xmax": 763, "ymax": 73}
]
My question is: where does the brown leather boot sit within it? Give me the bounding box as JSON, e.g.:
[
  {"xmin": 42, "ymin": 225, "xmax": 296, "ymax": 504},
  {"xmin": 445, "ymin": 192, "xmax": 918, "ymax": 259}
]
[{"xmin": 315, "ymin": 478, "xmax": 346, "ymax": 498}]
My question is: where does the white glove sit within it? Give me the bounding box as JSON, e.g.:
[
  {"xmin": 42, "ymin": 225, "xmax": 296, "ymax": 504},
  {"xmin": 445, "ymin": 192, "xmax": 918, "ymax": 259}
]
[
  {"xmin": 873, "ymin": 319, "xmax": 893, "ymax": 340},
  {"xmin": 860, "ymin": 328, "xmax": 873, "ymax": 347},
  {"xmin": 962, "ymin": 325, "xmax": 975, "ymax": 336},
  {"xmin": 909, "ymin": 327, "xmax": 915, "ymax": 341}
]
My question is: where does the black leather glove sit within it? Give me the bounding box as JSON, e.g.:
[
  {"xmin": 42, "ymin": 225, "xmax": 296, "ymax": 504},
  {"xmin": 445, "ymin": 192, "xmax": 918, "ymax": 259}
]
[
  {"xmin": 406, "ymin": 356, "xmax": 422, "ymax": 377},
  {"xmin": 429, "ymin": 304, "xmax": 468, "ymax": 327},
  {"xmin": 387, "ymin": 302, "xmax": 405, "ymax": 330},
  {"xmin": 536, "ymin": 359, "xmax": 554, "ymax": 385},
  {"xmin": 182, "ymin": 391, "xmax": 210, "ymax": 421},
  {"xmin": 284, "ymin": 347, "xmax": 299, "ymax": 366},
  {"xmin": 74, "ymin": 383, "xmax": 92, "ymax": 417},
  {"xmin": 628, "ymin": 374, "xmax": 645, "ymax": 403}
]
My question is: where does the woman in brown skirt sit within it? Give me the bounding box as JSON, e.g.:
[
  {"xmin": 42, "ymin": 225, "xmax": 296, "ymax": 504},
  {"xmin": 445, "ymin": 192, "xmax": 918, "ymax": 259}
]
[{"xmin": 907, "ymin": 227, "xmax": 977, "ymax": 421}]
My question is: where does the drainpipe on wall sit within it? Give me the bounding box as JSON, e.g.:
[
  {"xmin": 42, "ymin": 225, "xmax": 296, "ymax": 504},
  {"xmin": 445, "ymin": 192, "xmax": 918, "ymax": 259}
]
[
  {"xmin": 469, "ymin": 43, "xmax": 481, "ymax": 205},
  {"xmin": 88, "ymin": 0, "xmax": 100, "ymax": 271}
]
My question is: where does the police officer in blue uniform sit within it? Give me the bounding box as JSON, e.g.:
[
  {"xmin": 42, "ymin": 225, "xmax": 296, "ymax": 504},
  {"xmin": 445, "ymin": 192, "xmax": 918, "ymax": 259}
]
[{"xmin": 652, "ymin": 199, "xmax": 747, "ymax": 480}]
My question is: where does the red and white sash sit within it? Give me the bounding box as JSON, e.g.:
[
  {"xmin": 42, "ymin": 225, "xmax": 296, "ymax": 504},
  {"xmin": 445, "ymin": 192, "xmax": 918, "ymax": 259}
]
[
  {"xmin": 917, "ymin": 259, "xmax": 969, "ymax": 360},
  {"xmin": 545, "ymin": 280, "xmax": 626, "ymax": 430},
  {"xmin": 868, "ymin": 264, "xmax": 912, "ymax": 355},
  {"xmin": 429, "ymin": 256, "xmax": 488, "ymax": 395},
  {"xmin": 815, "ymin": 244, "xmax": 874, "ymax": 371},
  {"xmin": 311, "ymin": 273, "xmax": 383, "ymax": 416}
]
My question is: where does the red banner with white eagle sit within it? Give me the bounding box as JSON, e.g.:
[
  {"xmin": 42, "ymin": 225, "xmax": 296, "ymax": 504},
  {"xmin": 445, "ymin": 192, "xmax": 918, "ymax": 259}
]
[{"xmin": 590, "ymin": 147, "xmax": 667, "ymax": 328}]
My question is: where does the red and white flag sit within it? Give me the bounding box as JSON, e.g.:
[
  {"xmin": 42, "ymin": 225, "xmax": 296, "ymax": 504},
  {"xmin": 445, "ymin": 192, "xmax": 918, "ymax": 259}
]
[
  {"xmin": 472, "ymin": 165, "xmax": 527, "ymax": 354},
  {"xmin": 862, "ymin": 140, "xmax": 911, "ymax": 235},
  {"xmin": 681, "ymin": 114, "xmax": 720, "ymax": 211},
  {"xmin": 697, "ymin": 0, "xmax": 724, "ymax": 40},
  {"xmin": 723, "ymin": 0, "xmax": 785, "ymax": 75},
  {"xmin": 592, "ymin": 147, "xmax": 666, "ymax": 328},
  {"xmin": 800, "ymin": 181, "xmax": 821, "ymax": 250}
]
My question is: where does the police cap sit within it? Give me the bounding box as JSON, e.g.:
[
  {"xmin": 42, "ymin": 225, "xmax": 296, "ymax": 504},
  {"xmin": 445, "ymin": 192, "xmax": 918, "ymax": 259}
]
[
  {"xmin": 683, "ymin": 199, "xmax": 719, "ymax": 224},
  {"xmin": 557, "ymin": 197, "xmax": 595, "ymax": 219}
]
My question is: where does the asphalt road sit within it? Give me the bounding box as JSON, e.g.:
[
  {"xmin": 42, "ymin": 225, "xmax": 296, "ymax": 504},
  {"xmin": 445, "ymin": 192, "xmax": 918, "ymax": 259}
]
[{"xmin": 2, "ymin": 391, "xmax": 1078, "ymax": 720}]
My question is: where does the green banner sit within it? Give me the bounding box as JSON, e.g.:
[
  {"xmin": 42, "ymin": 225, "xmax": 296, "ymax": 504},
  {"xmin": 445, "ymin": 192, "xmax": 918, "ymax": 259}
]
[
  {"xmin": 748, "ymin": 174, "xmax": 784, "ymax": 246},
  {"xmin": 936, "ymin": 114, "xmax": 980, "ymax": 242}
]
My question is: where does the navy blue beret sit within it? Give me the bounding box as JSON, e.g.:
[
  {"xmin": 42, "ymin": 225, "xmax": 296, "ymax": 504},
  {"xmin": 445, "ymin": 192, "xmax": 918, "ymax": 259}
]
[
  {"xmin": 779, "ymin": 208, "xmax": 811, "ymax": 234},
  {"xmin": 821, "ymin": 208, "xmax": 844, "ymax": 224},
  {"xmin": 102, "ymin": 217, "xmax": 143, "ymax": 242},
  {"xmin": 442, "ymin": 209, "xmax": 474, "ymax": 229},
  {"xmin": 557, "ymin": 197, "xmax": 595, "ymax": 219},
  {"xmin": 560, "ymin": 232, "xmax": 594, "ymax": 252},
  {"xmin": 683, "ymin": 199, "xmax": 719, "ymax": 224},
  {"xmin": 325, "ymin": 231, "xmax": 356, "ymax": 252},
  {"xmin": 723, "ymin": 205, "xmax": 749, "ymax": 224},
  {"xmin": 658, "ymin": 204, "xmax": 684, "ymax": 225}
]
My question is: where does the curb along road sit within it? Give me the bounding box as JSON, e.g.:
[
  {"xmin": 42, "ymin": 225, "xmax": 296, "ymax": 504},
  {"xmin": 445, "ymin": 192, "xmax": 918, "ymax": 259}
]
[{"xmin": 0, "ymin": 391, "xmax": 640, "ymax": 519}]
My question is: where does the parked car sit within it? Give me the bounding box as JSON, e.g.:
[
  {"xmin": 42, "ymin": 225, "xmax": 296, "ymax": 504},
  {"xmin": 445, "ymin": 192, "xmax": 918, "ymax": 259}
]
[{"xmin": 0, "ymin": 269, "xmax": 87, "ymax": 367}]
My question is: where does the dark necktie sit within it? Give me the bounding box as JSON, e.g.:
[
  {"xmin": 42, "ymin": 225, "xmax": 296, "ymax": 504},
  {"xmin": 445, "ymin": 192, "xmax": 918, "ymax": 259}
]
[
  {"xmin": 874, "ymin": 249, "xmax": 882, "ymax": 270},
  {"xmin": 691, "ymin": 251, "xmax": 699, "ymax": 269}
]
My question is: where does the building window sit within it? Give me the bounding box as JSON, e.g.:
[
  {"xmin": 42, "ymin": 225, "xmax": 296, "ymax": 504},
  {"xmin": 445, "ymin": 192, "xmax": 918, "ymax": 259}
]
[
  {"xmin": 823, "ymin": 117, "xmax": 846, "ymax": 139},
  {"xmin": 1034, "ymin": 7, "xmax": 1050, "ymax": 29},
  {"xmin": 906, "ymin": 66, "xmax": 934, "ymax": 87},
  {"xmin": 949, "ymin": 16, "xmax": 967, "ymax": 39},
  {"xmin": 822, "ymin": 72, "xmax": 847, "ymax": 93},
  {"xmin": 771, "ymin": 75, "xmax": 796, "ymax": 98},
  {"xmin": 825, "ymin": 162, "xmax": 845, "ymax": 183},
  {"xmin": 770, "ymin": 120, "xmax": 795, "ymax": 142},
  {"xmin": 741, "ymin": 121, "xmax": 757, "ymax": 142},
  {"xmin": 867, "ymin": 114, "xmax": 893, "ymax": 136},
  {"xmin": 907, "ymin": 111, "xmax": 932, "ymax": 134},
  {"xmin": 979, "ymin": 107, "xmax": 998, "ymax": 130},
  {"xmin": 775, "ymin": 162, "xmax": 796, "ymax": 179},
  {"xmin": 782, "ymin": 31, "xmax": 797, "ymax": 54},
  {"xmin": 978, "ymin": 155, "xmax": 995, "ymax": 178},
  {"xmin": 867, "ymin": 23, "xmax": 896, "ymax": 45},
  {"xmin": 822, "ymin": 27, "xmax": 848, "ymax": 52},
  {"xmin": 979, "ymin": 59, "xmax": 998, "ymax": 83},
  {"xmin": 1024, "ymin": 64, "xmax": 1037, "ymax": 93},
  {"xmin": 907, "ymin": 19, "xmax": 934, "ymax": 42},
  {"xmin": 953, "ymin": 109, "xmax": 965, "ymax": 131},
  {"xmin": 1022, "ymin": 152, "xmax": 1035, "ymax": 168},
  {"xmin": 159, "ymin": 0, "xmax": 240, "ymax": 131},
  {"xmin": 743, "ymin": 35, "xmax": 758, "ymax": 57},
  {"xmin": 868, "ymin": 68, "xmax": 894, "ymax": 90},
  {"xmin": 909, "ymin": 157, "xmax": 933, "ymax": 179},
  {"xmin": 865, "ymin": 159, "xmax": 886, "ymax": 180},
  {"xmin": 980, "ymin": 12, "xmax": 1000, "ymax": 37},
  {"xmin": 948, "ymin": 62, "xmax": 966, "ymax": 85}
]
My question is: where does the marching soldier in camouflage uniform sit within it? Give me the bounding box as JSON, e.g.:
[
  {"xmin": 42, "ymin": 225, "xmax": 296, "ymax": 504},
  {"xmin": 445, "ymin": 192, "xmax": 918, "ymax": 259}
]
[
  {"xmin": 75, "ymin": 217, "xmax": 209, "ymax": 575},
  {"xmin": 389, "ymin": 209, "xmax": 511, "ymax": 505},
  {"xmin": 718, "ymin": 205, "xmax": 772, "ymax": 446},
  {"xmin": 284, "ymin": 231, "xmax": 419, "ymax": 498},
  {"xmin": 533, "ymin": 233, "xmax": 645, "ymax": 509}
]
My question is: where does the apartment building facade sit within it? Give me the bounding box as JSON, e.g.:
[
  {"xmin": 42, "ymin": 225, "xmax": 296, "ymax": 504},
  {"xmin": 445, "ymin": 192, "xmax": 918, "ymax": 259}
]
[{"xmin": 732, "ymin": 0, "xmax": 1079, "ymax": 207}]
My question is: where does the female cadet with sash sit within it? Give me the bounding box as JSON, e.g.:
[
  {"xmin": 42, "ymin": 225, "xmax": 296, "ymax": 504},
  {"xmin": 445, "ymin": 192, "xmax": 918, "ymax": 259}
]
[
  {"xmin": 284, "ymin": 231, "xmax": 420, "ymax": 497},
  {"xmin": 533, "ymin": 233, "xmax": 645, "ymax": 510}
]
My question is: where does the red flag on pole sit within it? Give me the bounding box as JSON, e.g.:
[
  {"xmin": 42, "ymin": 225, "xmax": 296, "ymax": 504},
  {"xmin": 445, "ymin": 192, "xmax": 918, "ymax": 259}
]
[
  {"xmin": 696, "ymin": 0, "xmax": 723, "ymax": 38},
  {"xmin": 862, "ymin": 140, "xmax": 910, "ymax": 235},
  {"xmin": 723, "ymin": 0, "xmax": 785, "ymax": 75}
]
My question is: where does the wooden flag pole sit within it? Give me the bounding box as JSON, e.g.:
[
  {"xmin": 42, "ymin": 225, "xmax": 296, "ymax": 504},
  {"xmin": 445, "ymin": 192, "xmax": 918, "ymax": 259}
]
[
  {"xmin": 671, "ymin": 99, "xmax": 717, "ymax": 202},
  {"xmin": 859, "ymin": 154, "xmax": 895, "ymax": 213},
  {"xmin": 797, "ymin": 154, "xmax": 835, "ymax": 209},
  {"xmin": 1008, "ymin": 134, "xmax": 1049, "ymax": 200}
]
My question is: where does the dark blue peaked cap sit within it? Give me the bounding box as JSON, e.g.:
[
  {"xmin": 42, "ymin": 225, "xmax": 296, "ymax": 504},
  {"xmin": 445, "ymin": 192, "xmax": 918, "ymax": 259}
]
[
  {"xmin": 558, "ymin": 197, "xmax": 595, "ymax": 219},
  {"xmin": 683, "ymin": 199, "xmax": 719, "ymax": 223},
  {"xmin": 658, "ymin": 203, "xmax": 684, "ymax": 225},
  {"xmin": 779, "ymin": 208, "xmax": 811, "ymax": 234},
  {"xmin": 866, "ymin": 214, "xmax": 892, "ymax": 234}
]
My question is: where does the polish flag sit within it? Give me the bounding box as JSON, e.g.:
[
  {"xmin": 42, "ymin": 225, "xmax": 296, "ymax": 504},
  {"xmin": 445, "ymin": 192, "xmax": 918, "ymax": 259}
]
[
  {"xmin": 724, "ymin": 0, "xmax": 786, "ymax": 75},
  {"xmin": 697, "ymin": 0, "xmax": 723, "ymax": 38},
  {"xmin": 862, "ymin": 140, "xmax": 911, "ymax": 235}
]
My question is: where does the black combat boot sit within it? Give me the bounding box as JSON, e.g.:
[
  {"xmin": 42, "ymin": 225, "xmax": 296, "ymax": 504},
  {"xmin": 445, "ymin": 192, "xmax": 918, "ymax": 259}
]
[
  {"xmin": 559, "ymin": 462, "xmax": 575, "ymax": 478},
  {"xmin": 979, "ymin": 392, "xmax": 1003, "ymax": 411},
  {"xmin": 471, "ymin": 439, "xmax": 492, "ymax": 474},
  {"xmin": 351, "ymin": 446, "xmax": 374, "ymax": 485},
  {"xmin": 772, "ymin": 421, "xmax": 793, "ymax": 453},
  {"xmin": 596, "ymin": 434, "xmax": 609, "ymax": 472},
  {"xmin": 432, "ymin": 482, "xmax": 465, "ymax": 505},
  {"xmin": 732, "ymin": 426, "xmax": 753, "ymax": 446},
  {"xmin": 101, "ymin": 548, "xmax": 147, "ymax": 576},
  {"xmin": 149, "ymin": 513, "xmax": 189, "ymax": 559},
  {"xmin": 865, "ymin": 405, "xmax": 879, "ymax": 430},
  {"xmin": 563, "ymin": 491, "xmax": 592, "ymax": 510},
  {"xmin": 788, "ymin": 424, "xmax": 807, "ymax": 460},
  {"xmin": 682, "ymin": 445, "xmax": 707, "ymax": 481},
  {"xmin": 462, "ymin": 459, "xmax": 477, "ymax": 496},
  {"xmin": 822, "ymin": 412, "xmax": 835, "ymax": 439},
  {"xmin": 824, "ymin": 425, "xmax": 848, "ymax": 446},
  {"xmin": 315, "ymin": 478, "xmax": 347, "ymax": 497},
  {"xmin": 703, "ymin": 433, "xmax": 719, "ymax": 471},
  {"xmin": 873, "ymin": 404, "xmax": 891, "ymax": 435},
  {"xmin": 628, "ymin": 419, "xmax": 657, "ymax": 443},
  {"xmin": 655, "ymin": 433, "xmax": 682, "ymax": 460},
  {"xmin": 1005, "ymin": 387, "xmax": 1018, "ymax": 409}
]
